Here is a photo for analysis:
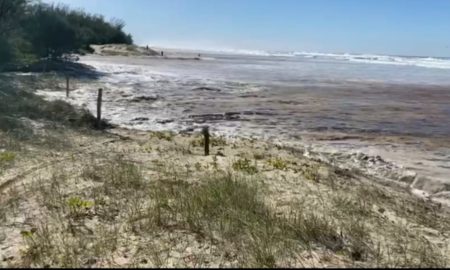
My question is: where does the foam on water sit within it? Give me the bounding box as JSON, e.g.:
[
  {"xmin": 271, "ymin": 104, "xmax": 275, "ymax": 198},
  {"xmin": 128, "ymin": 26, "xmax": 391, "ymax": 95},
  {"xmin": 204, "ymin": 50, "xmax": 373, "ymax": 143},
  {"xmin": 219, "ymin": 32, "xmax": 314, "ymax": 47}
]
[{"xmin": 197, "ymin": 48, "xmax": 450, "ymax": 70}]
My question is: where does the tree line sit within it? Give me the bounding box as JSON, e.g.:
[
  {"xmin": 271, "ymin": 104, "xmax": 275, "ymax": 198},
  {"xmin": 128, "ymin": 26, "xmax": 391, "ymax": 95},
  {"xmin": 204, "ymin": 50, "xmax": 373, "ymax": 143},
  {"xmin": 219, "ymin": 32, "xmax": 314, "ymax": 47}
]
[{"xmin": 0, "ymin": 0, "xmax": 133, "ymax": 70}]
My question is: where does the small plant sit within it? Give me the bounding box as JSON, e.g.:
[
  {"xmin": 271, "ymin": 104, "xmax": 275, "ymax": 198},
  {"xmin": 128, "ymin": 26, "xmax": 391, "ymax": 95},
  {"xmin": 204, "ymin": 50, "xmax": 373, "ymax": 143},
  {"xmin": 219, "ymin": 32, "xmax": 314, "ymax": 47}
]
[
  {"xmin": 232, "ymin": 158, "xmax": 258, "ymax": 174},
  {"xmin": 194, "ymin": 162, "xmax": 202, "ymax": 171},
  {"xmin": 190, "ymin": 137, "xmax": 202, "ymax": 147},
  {"xmin": 300, "ymin": 164, "xmax": 320, "ymax": 182},
  {"xmin": 253, "ymin": 152, "xmax": 266, "ymax": 160},
  {"xmin": 0, "ymin": 151, "xmax": 16, "ymax": 165},
  {"xmin": 20, "ymin": 229, "xmax": 36, "ymax": 238},
  {"xmin": 345, "ymin": 219, "xmax": 370, "ymax": 262},
  {"xmin": 81, "ymin": 164, "xmax": 104, "ymax": 182},
  {"xmin": 67, "ymin": 196, "xmax": 94, "ymax": 218},
  {"xmin": 142, "ymin": 144, "xmax": 152, "ymax": 153},
  {"xmin": 267, "ymin": 157, "xmax": 288, "ymax": 170},
  {"xmin": 211, "ymin": 155, "xmax": 219, "ymax": 171},
  {"xmin": 190, "ymin": 135, "xmax": 227, "ymax": 147},
  {"xmin": 108, "ymin": 160, "xmax": 145, "ymax": 190},
  {"xmin": 211, "ymin": 136, "xmax": 227, "ymax": 147},
  {"xmin": 152, "ymin": 131, "xmax": 175, "ymax": 141}
]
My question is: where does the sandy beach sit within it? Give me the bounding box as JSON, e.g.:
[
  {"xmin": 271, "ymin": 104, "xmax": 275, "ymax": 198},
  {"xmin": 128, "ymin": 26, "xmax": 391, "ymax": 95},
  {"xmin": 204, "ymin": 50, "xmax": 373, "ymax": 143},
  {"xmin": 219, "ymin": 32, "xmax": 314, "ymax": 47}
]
[
  {"xmin": 1, "ymin": 48, "xmax": 450, "ymax": 267},
  {"xmin": 3, "ymin": 0, "xmax": 450, "ymax": 267},
  {"xmin": 1, "ymin": 123, "xmax": 449, "ymax": 267}
]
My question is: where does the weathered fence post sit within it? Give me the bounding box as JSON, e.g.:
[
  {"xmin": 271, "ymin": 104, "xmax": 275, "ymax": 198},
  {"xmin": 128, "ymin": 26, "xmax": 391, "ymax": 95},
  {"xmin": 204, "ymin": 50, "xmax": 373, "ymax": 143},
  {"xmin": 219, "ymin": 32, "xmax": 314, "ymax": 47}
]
[
  {"xmin": 97, "ymin": 88, "xmax": 103, "ymax": 129},
  {"xmin": 202, "ymin": 126, "xmax": 210, "ymax": 156},
  {"xmin": 65, "ymin": 75, "xmax": 70, "ymax": 98}
]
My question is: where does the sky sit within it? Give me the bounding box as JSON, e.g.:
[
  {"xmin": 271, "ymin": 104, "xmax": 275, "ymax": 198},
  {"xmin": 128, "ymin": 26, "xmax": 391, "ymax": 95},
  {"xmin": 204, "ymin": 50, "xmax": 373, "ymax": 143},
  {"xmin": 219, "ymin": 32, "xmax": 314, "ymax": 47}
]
[{"xmin": 43, "ymin": 0, "xmax": 450, "ymax": 57}]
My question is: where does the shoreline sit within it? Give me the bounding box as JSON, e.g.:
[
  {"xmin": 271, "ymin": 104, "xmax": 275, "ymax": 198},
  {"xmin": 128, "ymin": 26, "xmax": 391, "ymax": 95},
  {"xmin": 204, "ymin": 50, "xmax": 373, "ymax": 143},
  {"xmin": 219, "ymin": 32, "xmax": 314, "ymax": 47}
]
[
  {"xmin": 1, "ymin": 59, "xmax": 449, "ymax": 267},
  {"xmin": 32, "ymin": 55, "xmax": 450, "ymax": 209},
  {"xmin": 89, "ymin": 44, "xmax": 203, "ymax": 61}
]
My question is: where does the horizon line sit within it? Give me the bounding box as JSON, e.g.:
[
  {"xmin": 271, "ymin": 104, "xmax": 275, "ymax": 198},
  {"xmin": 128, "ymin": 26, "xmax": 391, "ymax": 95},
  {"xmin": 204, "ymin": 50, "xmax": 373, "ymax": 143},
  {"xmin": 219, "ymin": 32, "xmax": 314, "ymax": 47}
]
[{"xmin": 138, "ymin": 43, "xmax": 450, "ymax": 59}]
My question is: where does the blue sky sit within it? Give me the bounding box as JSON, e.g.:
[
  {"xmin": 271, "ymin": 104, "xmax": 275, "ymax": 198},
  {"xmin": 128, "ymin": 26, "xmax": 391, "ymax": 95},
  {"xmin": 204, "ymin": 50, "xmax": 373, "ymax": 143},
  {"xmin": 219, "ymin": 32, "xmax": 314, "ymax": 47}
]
[{"xmin": 44, "ymin": 0, "xmax": 450, "ymax": 57}]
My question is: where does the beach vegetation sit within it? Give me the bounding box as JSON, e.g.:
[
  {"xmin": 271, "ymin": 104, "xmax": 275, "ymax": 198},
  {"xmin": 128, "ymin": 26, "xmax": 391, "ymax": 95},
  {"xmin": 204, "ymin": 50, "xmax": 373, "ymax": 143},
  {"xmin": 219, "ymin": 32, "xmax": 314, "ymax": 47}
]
[
  {"xmin": 300, "ymin": 163, "xmax": 320, "ymax": 182},
  {"xmin": 0, "ymin": 136, "xmax": 446, "ymax": 268},
  {"xmin": 253, "ymin": 151, "xmax": 268, "ymax": 160},
  {"xmin": 0, "ymin": 151, "xmax": 16, "ymax": 164},
  {"xmin": 267, "ymin": 157, "xmax": 289, "ymax": 170},
  {"xmin": 232, "ymin": 157, "xmax": 258, "ymax": 174},
  {"xmin": 0, "ymin": 75, "xmax": 100, "ymax": 134},
  {"xmin": 67, "ymin": 197, "xmax": 94, "ymax": 219},
  {"xmin": 0, "ymin": 0, "xmax": 133, "ymax": 71},
  {"xmin": 190, "ymin": 134, "xmax": 227, "ymax": 147},
  {"xmin": 152, "ymin": 131, "xmax": 175, "ymax": 141}
]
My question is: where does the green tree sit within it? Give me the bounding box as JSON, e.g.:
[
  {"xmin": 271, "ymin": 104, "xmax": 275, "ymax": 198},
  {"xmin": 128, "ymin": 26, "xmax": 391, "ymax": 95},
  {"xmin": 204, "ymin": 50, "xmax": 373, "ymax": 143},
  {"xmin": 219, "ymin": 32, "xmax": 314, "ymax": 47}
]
[
  {"xmin": 0, "ymin": 37, "xmax": 13, "ymax": 64},
  {"xmin": 0, "ymin": 0, "xmax": 28, "ymax": 66},
  {"xmin": 1, "ymin": 1, "xmax": 134, "ymax": 68},
  {"xmin": 22, "ymin": 4, "xmax": 76, "ymax": 59},
  {"xmin": 0, "ymin": 0, "xmax": 28, "ymax": 37}
]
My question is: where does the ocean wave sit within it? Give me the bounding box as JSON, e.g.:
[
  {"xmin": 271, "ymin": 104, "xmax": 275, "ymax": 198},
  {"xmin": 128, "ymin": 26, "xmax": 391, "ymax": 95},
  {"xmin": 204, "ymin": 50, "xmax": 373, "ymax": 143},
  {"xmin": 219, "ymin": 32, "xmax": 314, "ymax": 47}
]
[
  {"xmin": 292, "ymin": 52, "xmax": 450, "ymax": 70},
  {"xmin": 211, "ymin": 48, "xmax": 273, "ymax": 56},
  {"xmin": 208, "ymin": 49, "xmax": 450, "ymax": 70}
]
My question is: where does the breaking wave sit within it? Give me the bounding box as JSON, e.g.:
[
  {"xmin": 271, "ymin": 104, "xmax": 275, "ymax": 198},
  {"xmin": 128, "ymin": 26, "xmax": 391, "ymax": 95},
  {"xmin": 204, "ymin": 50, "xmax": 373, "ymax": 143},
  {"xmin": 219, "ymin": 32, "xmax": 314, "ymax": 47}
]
[{"xmin": 208, "ymin": 49, "xmax": 450, "ymax": 70}]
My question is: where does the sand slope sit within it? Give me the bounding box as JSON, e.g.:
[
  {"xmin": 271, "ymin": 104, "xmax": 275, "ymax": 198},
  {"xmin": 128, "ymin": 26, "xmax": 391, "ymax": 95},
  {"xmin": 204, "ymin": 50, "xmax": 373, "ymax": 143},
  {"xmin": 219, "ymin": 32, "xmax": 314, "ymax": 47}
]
[{"xmin": 1, "ymin": 125, "xmax": 449, "ymax": 267}]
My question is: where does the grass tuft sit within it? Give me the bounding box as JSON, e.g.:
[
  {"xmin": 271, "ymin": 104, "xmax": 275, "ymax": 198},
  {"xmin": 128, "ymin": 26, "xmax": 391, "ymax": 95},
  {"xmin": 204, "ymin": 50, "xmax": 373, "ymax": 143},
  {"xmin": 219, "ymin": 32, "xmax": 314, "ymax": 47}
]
[
  {"xmin": 190, "ymin": 134, "xmax": 227, "ymax": 147},
  {"xmin": 267, "ymin": 157, "xmax": 289, "ymax": 170},
  {"xmin": 232, "ymin": 158, "xmax": 258, "ymax": 175},
  {"xmin": 152, "ymin": 131, "xmax": 175, "ymax": 141},
  {"xmin": 135, "ymin": 173, "xmax": 345, "ymax": 267}
]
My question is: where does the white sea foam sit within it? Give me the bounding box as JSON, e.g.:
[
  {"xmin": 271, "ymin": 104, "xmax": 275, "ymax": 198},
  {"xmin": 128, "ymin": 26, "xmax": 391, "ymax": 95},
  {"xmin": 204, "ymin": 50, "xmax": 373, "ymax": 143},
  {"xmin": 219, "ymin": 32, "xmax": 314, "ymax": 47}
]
[
  {"xmin": 197, "ymin": 48, "xmax": 450, "ymax": 70},
  {"xmin": 290, "ymin": 52, "xmax": 450, "ymax": 70}
]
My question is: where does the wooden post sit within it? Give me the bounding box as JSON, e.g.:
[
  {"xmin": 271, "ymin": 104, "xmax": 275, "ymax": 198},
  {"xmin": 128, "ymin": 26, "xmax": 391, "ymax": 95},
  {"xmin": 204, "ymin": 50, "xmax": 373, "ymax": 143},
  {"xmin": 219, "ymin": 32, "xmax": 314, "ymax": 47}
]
[
  {"xmin": 202, "ymin": 126, "xmax": 210, "ymax": 156},
  {"xmin": 66, "ymin": 75, "xmax": 70, "ymax": 97},
  {"xmin": 97, "ymin": 88, "xmax": 103, "ymax": 129}
]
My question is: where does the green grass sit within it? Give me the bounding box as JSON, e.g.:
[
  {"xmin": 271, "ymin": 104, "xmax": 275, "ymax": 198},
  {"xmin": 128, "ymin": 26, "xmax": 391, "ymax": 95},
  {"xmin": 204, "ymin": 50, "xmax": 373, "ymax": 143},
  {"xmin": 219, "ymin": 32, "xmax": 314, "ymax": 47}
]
[
  {"xmin": 0, "ymin": 75, "xmax": 102, "ymax": 137},
  {"xmin": 299, "ymin": 163, "xmax": 320, "ymax": 182},
  {"xmin": 190, "ymin": 134, "xmax": 227, "ymax": 147},
  {"xmin": 232, "ymin": 158, "xmax": 258, "ymax": 175},
  {"xmin": 151, "ymin": 131, "xmax": 175, "ymax": 141},
  {"xmin": 134, "ymin": 173, "xmax": 346, "ymax": 267},
  {"xmin": 67, "ymin": 196, "xmax": 94, "ymax": 219},
  {"xmin": 0, "ymin": 151, "xmax": 16, "ymax": 163},
  {"xmin": 267, "ymin": 157, "xmax": 289, "ymax": 170},
  {"xmin": 6, "ymin": 146, "xmax": 449, "ymax": 268},
  {"xmin": 0, "ymin": 151, "xmax": 17, "ymax": 174},
  {"xmin": 0, "ymin": 74, "xmax": 109, "ymax": 157}
]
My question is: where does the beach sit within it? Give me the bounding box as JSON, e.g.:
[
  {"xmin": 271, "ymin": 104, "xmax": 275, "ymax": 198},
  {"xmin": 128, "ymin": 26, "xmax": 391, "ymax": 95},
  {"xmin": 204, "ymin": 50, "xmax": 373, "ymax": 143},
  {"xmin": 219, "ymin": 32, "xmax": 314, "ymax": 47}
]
[
  {"xmin": 37, "ymin": 49, "xmax": 450, "ymax": 206},
  {"xmin": 1, "ymin": 0, "xmax": 449, "ymax": 266},
  {"xmin": 1, "ymin": 125, "xmax": 449, "ymax": 267},
  {"xmin": 1, "ymin": 47, "xmax": 450, "ymax": 267}
]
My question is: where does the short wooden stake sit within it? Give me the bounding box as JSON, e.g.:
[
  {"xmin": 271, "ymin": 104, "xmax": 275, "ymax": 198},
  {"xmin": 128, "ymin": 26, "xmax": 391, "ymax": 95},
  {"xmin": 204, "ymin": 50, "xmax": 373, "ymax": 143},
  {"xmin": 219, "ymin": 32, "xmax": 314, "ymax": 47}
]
[
  {"xmin": 97, "ymin": 88, "xmax": 103, "ymax": 129},
  {"xmin": 66, "ymin": 75, "xmax": 70, "ymax": 97},
  {"xmin": 202, "ymin": 126, "xmax": 210, "ymax": 156}
]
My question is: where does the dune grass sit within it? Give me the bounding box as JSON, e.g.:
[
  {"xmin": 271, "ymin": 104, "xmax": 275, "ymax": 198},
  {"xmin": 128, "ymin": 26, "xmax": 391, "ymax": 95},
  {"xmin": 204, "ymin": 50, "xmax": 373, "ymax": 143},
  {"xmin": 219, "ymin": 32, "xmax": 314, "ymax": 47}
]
[
  {"xmin": 11, "ymin": 155, "xmax": 446, "ymax": 268},
  {"xmin": 0, "ymin": 74, "xmax": 110, "ymax": 155}
]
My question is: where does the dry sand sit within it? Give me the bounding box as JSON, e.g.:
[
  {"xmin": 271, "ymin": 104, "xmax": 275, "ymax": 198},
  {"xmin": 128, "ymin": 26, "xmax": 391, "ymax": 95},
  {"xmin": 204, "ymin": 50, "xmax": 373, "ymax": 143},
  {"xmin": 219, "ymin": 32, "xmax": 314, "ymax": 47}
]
[{"xmin": 1, "ymin": 124, "xmax": 449, "ymax": 267}]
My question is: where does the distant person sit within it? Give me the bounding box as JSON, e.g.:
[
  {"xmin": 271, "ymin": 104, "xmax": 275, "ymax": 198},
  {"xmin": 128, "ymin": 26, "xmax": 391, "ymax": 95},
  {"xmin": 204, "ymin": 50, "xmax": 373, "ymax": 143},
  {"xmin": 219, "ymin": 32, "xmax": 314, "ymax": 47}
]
[
  {"xmin": 198, "ymin": 54, "xmax": 201, "ymax": 58},
  {"xmin": 161, "ymin": 51, "xmax": 164, "ymax": 56},
  {"xmin": 146, "ymin": 45, "xmax": 149, "ymax": 50}
]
